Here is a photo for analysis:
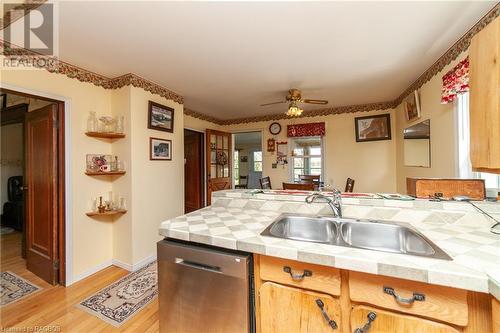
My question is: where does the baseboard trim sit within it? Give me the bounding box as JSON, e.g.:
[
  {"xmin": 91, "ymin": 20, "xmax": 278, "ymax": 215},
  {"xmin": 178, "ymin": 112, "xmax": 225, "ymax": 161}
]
[
  {"xmin": 70, "ymin": 259, "xmax": 113, "ymax": 285},
  {"xmin": 68, "ymin": 254, "xmax": 157, "ymax": 285}
]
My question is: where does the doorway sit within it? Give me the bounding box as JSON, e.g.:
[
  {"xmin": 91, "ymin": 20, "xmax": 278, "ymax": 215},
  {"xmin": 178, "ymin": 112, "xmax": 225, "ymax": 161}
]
[
  {"xmin": 0, "ymin": 89, "xmax": 65, "ymax": 286},
  {"xmin": 234, "ymin": 131, "xmax": 263, "ymax": 189},
  {"xmin": 184, "ymin": 129, "xmax": 204, "ymax": 213}
]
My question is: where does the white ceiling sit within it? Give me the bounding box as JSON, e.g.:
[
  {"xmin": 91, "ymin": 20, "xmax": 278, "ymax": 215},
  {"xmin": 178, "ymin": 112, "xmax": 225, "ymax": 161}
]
[{"xmin": 53, "ymin": 1, "xmax": 495, "ymax": 120}]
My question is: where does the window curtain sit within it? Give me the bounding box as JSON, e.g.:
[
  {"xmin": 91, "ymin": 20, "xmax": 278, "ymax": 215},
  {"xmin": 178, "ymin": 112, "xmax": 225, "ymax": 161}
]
[
  {"xmin": 441, "ymin": 57, "xmax": 469, "ymax": 104},
  {"xmin": 287, "ymin": 122, "xmax": 325, "ymax": 137}
]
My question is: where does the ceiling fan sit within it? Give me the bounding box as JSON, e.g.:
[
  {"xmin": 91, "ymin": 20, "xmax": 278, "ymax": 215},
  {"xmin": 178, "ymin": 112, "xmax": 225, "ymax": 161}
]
[{"xmin": 260, "ymin": 88, "xmax": 328, "ymax": 116}]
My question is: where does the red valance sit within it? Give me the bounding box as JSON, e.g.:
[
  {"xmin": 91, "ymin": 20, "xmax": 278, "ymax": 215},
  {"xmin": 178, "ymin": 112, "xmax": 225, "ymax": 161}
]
[
  {"xmin": 441, "ymin": 57, "xmax": 469, "ymax": 104},
  {"xmin": 287, "ymin": 122, "xmax": 325, "ymax": 137}
]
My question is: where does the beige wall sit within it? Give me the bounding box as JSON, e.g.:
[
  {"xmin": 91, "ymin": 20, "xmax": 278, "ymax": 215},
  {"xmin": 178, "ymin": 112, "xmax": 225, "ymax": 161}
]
[
  {"xmin": 129, "ymin": 87, "xmax": 184, "ymax": 263},
  {"xmin": 394, "ymin": 54, "xmax": 466, "ymax": 193},
  {"xmin": 0, "ymin": 123, "xmax": 23, "ymax": 207},
  {"xmin": 1, "ymin": 69, "xmax": 184, "ymax": 280},
  {"xmin": 184, "ymin": 115, "xmax": 220, "ymax": 132},
  {"xmin": 219, "ymin": 109, "xmax": 398, "ymax": 193}
]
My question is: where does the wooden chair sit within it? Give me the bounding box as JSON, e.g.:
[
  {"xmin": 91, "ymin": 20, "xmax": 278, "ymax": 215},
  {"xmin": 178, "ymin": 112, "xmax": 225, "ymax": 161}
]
[
  {"xmin": 260, "ymin": 176, "xmax": 272, "ymax": 190},
  {"xmin": 282, "ymin": 182, "xmax": 315, "ymax": 191},
  {"xmin": 299, "ymin": 175, "xmax": 321, "ymax": 185},
  {"xmin": 235, "ymin": 175, "xmax": 248, "ymax": 189},
  {"xmin": 345, "ymin": 178, "xmax": 355, "ymax": 192}
]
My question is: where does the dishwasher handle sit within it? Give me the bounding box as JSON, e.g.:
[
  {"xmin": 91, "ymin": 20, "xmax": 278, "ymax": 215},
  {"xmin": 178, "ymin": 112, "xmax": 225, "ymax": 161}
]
[{"xmin": 175, "ymin": 258, "xmax": 222, "ymax": 274}]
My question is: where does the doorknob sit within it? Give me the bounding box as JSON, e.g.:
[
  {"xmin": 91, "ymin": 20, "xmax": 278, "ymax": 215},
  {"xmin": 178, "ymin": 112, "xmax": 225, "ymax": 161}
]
[{"xmin": 21, "ymin": 186, "xmax": 28, "ymax": 191}]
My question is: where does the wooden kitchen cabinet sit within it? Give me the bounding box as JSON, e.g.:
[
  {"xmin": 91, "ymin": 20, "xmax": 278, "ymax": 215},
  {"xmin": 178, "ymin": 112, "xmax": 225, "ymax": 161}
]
[
  {"xmin": 469, "ymin": 15, "xmax": 500, "ymax": 173},
  {"xmin": 259, "ymin": 282, "xmax": 342, "ymax": 332},
  {"xmin": 351, "ymin": 306, "xmax": 460, "ymax": 333}
]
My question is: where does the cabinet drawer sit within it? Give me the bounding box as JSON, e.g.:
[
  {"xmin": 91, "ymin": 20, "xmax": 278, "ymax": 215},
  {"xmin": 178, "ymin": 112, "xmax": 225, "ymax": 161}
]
[
  {"xmin": 351, "ymin": 305, "xmax": 460, "ymax": 333},
  {"xmin": 349, "ymin": 272, "xmax": 468, "ymax": 326},
  {"xmin": 259, "ymin": 255, "xmax": 341, "ymax": 296}
]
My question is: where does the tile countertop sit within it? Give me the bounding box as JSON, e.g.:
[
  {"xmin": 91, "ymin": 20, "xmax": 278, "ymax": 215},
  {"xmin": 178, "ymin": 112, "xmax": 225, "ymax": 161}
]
[{"xmin": 159, "ymin": 190, "xmax": 500, "ymax": 300}]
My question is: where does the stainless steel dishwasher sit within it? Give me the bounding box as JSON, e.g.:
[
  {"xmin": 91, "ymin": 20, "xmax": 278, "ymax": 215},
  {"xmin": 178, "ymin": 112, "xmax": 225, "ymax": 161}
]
[{"xmin": 157, "ymin": 239, "xmax": 254, "ymax": 333}]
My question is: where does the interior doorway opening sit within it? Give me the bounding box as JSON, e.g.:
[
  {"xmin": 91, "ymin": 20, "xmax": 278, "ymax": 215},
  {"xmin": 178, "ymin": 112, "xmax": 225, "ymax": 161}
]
[
  {"xmin": 0, "ymin": 89, "xmax": 65, "ymax": 286},
  {"xmin": 233, "ymin": 131, "xmax": 263, "ymax": 189}
]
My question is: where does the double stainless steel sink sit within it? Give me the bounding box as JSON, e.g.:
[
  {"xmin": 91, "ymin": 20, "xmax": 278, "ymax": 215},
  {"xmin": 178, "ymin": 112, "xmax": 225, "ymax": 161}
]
[{"xmin": 260, "ymin": 214, "xmax": 451, "ymax": 260}]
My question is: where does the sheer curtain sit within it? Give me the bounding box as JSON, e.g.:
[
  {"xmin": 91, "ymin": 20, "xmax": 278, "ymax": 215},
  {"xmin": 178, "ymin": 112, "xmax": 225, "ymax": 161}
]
[{"xmin": 456, "ymin": 92, "xmax": 500, "ymax": 191}]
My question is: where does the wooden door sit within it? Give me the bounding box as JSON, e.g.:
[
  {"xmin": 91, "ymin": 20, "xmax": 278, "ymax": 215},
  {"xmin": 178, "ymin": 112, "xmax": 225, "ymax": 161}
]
[
  {"xmin": 259, "ymin": 282, "xmax": 342, "ymax": 332},
  {"xmin": 351, "ymin": 306, "xmax": 460, "ymax": 333},
  {"xmin": 25, "ymin": 104, "xmax": 59, "ymax": 285},
  {"xmin": 184, "ymin": 129, "xmax": 204, "ymax": 213},
  {"xmin": 206, "ymin": 129, "xmax": 232, "ymax": 205}
]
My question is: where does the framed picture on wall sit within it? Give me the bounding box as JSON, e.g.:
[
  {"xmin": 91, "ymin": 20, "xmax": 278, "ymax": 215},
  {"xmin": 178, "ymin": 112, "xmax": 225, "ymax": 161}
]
[
  {"xmin": 150, "ymin": 137, "xmax": 172, "ymax": 160},
  {"xmin": 404, "ymin": 90, "xmax": 421, "ymax": 122},
  {"xmin": 148, "ymin": 101, "xmax": 174, "ymax": 132},
  {"xmin": 354, "ymin": 114, "xmax": 392, "ymax": 142}
]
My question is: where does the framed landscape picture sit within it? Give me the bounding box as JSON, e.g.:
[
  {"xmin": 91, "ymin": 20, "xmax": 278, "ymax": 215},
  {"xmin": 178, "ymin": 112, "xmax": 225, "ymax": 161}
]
[
  {"xmin": 150, "ymin": 137, "xmax": 172, "ymax": 160},
  {"xmin": 404, "ymin": 90, "xmax": 421, "ymax": 122},
  {"xmin": 148, "ymin": 101, "xmax": 174, "ymax": 132},
  {"xmin": 355, "ymin": 114, "xmax": 392, "ymax": 142}
]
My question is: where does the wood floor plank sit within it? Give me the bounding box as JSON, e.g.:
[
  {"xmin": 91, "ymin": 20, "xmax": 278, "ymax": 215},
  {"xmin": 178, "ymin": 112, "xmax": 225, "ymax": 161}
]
[{"xmin": 1, "ymin": 233, "xmax": 160, "ymax": 332}]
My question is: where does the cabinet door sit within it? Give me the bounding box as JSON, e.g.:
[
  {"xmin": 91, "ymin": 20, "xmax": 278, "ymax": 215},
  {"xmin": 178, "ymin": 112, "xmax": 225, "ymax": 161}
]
[
  {"xmin": 260, "ymin": 282, "xmax": 341, "ymax": 332},
  {"xmin": 469, "ymin": 15, "xmax": 500, "ymax": 173},
  {"xmin": 351, "ymin": 306, "xmax": 460, "ymax": 333}
]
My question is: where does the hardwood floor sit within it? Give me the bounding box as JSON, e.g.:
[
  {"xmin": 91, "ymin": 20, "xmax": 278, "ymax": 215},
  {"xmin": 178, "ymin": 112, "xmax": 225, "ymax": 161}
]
[{"xmin": 0, "ymin": 232, "xmax": 159, "ymax": 332}]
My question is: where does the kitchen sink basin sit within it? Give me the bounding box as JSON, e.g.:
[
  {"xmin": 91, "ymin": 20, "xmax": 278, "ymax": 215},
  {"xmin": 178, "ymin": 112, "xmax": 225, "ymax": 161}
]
[
  {"xmin": 264, "ymin": 215, "xmax": 337, "ymax": 244},
  {"xmin": 261, "ymin": 214, "xmax": 451, "ymax": 260}
]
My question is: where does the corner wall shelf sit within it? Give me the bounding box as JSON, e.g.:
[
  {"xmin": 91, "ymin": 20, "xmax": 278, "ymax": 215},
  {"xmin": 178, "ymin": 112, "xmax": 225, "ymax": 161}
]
[
  {"xmin": 86, "ymin": 209, "xmax": 127, "ymax": 217},
  {"xmin": 85, "ymin": 132, "xmax": 125, "ymax": 139},
  {"xmin": 85, "ymin": 171, "xmax": 126, "ymax": 176}
]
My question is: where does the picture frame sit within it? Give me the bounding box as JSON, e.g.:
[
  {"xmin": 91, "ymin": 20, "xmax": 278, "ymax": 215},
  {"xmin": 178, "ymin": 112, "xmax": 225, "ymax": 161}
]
[
  {"xmin": 355, "ymin": 114, "xmax": 392, "ymax": 142},
  {"xmin": 148, "ymin": 101, "xmax": 174, "ymax": 132},
  {"xmin": 150, "ymin": 137, "xmax": 172, "ymax": 160},
  {"xmin": 404, "ymin": 90, "xmax": 421, "ymax": 122},
  {"xmin": 267, "ymin": 138, "xmax": 276, "ymax": 152}
]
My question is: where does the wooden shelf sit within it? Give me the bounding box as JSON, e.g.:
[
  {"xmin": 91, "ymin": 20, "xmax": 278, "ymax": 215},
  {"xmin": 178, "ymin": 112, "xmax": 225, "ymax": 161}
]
[
  {"xmin": 85, "ymin": 171, "xmax": 126, "ymax": 176},
  {"xmin": 85, "ymin": 131, "xmax": 125, "ymax": 139},
  {"xmin": 86, "ymin": 209, "xmax": 127, "ymax": 217}
]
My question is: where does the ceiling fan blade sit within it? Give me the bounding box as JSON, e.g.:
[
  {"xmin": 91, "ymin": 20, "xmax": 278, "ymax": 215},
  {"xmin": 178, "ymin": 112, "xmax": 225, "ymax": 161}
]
[
  {"xmin": 260, "ymin": 101, "xmax": 286, "ymax": 107},
  {"xmin": 302, "ymin": 99, "xmax": 328, "ymax": 105}
]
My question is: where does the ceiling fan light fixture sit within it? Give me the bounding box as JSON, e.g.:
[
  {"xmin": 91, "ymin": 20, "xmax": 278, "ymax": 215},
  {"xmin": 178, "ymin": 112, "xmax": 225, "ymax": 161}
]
[{"xmin": 286, "ymin": 101, "xmax": 303, "ymax": 117}]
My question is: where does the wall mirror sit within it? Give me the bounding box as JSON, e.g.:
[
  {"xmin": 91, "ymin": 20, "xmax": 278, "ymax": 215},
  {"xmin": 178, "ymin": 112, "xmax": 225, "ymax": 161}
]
[{"xmin": 404, "ymin": 119, "xmax": 431, "ymax": 167}]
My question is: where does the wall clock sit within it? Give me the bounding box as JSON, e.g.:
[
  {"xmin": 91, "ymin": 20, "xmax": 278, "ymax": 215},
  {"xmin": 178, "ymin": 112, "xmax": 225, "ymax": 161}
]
[{"xmin": 269, "ymin": 122, "xmax": 281, "ymax": 135}]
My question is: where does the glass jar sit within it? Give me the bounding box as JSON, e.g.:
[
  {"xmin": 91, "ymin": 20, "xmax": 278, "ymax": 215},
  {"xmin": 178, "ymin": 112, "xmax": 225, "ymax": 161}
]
[
  {"xmin": 116, "ymin": 116, "xmax": 124, "ymax": 134},
  {"xmin": 86, "ymin": 111, "xmax": 97, "ymax": 132}
]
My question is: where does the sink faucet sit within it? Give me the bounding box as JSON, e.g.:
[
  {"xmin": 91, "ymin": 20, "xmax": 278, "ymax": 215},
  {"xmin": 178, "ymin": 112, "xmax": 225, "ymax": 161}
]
[{"xmin": 305, "ymin": 189, "xmax": 342, "ymax": 218}]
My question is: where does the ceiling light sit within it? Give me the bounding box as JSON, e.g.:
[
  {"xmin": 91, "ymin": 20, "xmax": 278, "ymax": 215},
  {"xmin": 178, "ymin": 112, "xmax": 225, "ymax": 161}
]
[{"xmin": 286, "ymin": 101, "xmax": 303, "ymax": 117}]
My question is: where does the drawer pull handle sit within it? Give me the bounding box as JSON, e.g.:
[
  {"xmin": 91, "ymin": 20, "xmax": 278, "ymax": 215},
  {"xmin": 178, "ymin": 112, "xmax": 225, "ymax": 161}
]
[
  {"xmin": 283, "ymin": 266, "xmax": 312, "ymax": 280},
  {"xmin": 354, "ymin": 311, "xmax": 377, "ymax": 333},
  {"xmin": 315, "ymin": 299, "xmax": 337, "ymax": 330},
  {"xmin": 383, "ymin": 286, "xmax": 425, "ymax": 304}
]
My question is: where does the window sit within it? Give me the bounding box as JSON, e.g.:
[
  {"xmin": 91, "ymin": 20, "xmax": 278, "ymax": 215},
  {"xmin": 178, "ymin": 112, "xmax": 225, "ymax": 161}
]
[
  {"xmin": 457, "ymin": 92, "xmax": 500, "ymax": 190},
  {"xmin": 253, "ymin": 151, "xmax": 262, "ymax": 172},
  {"xmin": 234, "ymin": 150, "xmax": 240, "ymax": 185},
  {"xmin": 290, "ymin": 137, "xmax": 323, "ymax": 182}
]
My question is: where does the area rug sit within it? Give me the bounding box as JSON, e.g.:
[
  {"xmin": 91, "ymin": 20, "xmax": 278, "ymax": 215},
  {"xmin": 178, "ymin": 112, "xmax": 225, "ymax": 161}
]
[
  {"xmin": 77, "ymin": 261, "xmax": 158, "ymax": 327},
  {"xmin": 0, "ymin": 271, "xmax": 41, "ymax": 307},
  {"xmin": 0, "ymin": 227, "xmax": 15, "ymax": 235}
]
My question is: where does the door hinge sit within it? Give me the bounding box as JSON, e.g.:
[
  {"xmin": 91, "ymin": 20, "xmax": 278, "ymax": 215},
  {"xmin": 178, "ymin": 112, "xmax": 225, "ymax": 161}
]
[
  {"xmin": 53, "ymin": 122, "xmax": 59, "ymax": 129},
  {"xmin": 53, "ymin": 260, "xmax": 60, "ymax": 270}
]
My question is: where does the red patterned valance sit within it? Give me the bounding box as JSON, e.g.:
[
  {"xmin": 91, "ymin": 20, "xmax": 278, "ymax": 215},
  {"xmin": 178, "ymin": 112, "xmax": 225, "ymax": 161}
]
[
  {"xmin": 287, "ymin": 122, "xmax": 325, "ymax": 137},
  {"xmin": 441, "ymin": 57, "xmax": 469, "ymax": 104}
]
